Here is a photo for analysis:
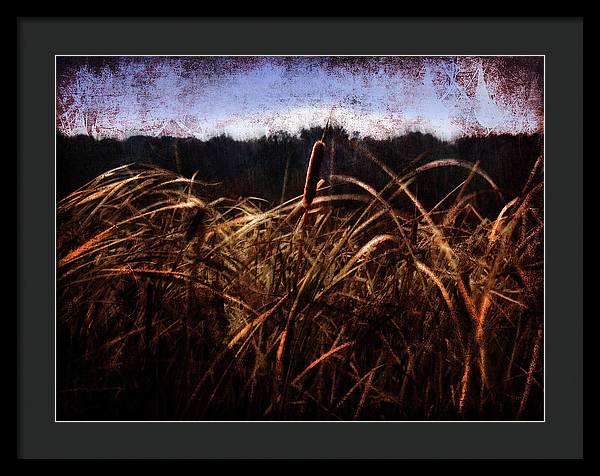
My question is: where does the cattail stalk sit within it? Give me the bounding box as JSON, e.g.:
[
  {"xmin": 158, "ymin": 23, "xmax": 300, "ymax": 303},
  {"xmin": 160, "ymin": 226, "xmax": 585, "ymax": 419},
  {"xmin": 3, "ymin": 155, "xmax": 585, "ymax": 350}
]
[
  {"xmin": 279, "ymin": 134, "xmax": 328, "ymax": 416},
  {"xmin": 302, "ymin": 140, "xmax": 326, "ymax": 210},
  {"xmin": 280, "ymin": 153, "xmax": 291, "ymax": 204}
]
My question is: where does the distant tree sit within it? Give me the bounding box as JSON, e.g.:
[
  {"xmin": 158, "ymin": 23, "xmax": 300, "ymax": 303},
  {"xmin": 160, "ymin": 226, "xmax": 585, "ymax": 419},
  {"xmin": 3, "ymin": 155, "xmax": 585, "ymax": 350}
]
[{"xmin": 57, "ymin": 128, "xmax": 542, "ymax": 215}]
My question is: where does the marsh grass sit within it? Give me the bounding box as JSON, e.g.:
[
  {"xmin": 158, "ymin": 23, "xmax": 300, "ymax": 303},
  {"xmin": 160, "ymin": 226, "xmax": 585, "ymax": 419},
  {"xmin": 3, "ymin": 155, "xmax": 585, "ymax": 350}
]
[{"xmin": 57, "ymin": 143, "xmax": 543, "ymax": 421}]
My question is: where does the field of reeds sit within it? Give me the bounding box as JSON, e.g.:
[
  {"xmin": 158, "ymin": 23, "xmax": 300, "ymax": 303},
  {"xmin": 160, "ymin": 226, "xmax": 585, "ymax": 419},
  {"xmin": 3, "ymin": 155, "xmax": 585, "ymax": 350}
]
[{"xmin": 56, "ymin": 137, "xmax": 544, "ymax": 421}]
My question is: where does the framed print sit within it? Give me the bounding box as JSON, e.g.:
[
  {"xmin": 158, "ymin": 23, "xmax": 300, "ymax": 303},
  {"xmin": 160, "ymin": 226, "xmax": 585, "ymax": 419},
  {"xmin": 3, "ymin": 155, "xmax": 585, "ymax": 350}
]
[
  {"xmin": 55, "ymin": 54, "xmax": 544, "ymax": 423},
  {"xmin": 18, "ymin": 17, "xmax": 582, "ymax": 459}
]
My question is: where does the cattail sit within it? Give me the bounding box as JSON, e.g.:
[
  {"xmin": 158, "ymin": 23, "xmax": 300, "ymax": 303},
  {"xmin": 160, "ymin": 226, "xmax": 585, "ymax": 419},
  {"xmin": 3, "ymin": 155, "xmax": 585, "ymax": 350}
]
[{"xmin": 302, "ymin": 140, "xmax": 326, "ymax": 210}]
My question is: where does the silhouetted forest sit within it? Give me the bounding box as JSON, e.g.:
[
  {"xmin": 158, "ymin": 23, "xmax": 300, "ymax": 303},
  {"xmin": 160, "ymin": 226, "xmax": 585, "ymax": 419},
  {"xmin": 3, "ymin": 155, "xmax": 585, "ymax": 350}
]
[{"xmin": 57, "ymin": 127, "xmax": 542, "ymax": 216}]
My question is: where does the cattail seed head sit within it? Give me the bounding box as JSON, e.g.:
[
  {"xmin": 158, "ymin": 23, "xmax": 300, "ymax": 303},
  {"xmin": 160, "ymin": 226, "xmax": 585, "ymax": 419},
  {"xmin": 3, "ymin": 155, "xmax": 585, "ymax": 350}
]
[{"xmin": 302, "ymin": 140, "xmax": 326, "ymax": 210}]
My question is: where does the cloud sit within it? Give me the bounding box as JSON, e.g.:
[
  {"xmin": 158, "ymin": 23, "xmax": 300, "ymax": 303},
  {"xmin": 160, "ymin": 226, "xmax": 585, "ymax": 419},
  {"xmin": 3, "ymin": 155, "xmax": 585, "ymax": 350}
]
[{"xmin": 56, "ymin": 56, "xmax": 544, "ymax": 141}]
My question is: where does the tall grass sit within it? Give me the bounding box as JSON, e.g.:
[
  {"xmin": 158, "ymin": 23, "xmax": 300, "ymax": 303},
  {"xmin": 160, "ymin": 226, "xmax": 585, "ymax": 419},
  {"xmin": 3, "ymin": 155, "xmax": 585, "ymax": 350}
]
[{"xmin": 56, "ymin": 142, "xmax": 543, "ymax": 421}]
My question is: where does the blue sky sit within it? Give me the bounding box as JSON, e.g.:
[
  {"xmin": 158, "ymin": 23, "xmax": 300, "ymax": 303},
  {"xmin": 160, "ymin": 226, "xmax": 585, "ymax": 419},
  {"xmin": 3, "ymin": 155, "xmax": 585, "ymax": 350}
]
[{"xmin": 57, "ymin": 56, "xmax": 543, "ymax": 141}]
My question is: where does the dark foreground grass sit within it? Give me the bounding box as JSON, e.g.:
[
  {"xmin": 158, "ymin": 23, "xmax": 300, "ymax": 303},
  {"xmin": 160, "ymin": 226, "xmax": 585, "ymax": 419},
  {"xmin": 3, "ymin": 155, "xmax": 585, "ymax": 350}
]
[{"xmin": 56, "ymin": 148, "xmax": 543, "ymax": 421}]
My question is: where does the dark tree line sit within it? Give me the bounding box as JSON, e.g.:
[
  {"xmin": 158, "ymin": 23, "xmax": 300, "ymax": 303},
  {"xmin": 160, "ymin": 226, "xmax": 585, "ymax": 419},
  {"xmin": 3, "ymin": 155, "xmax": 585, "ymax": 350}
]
[{"xmin": 57, "ymin": 127, "xmax": 542, "ymax": 216}]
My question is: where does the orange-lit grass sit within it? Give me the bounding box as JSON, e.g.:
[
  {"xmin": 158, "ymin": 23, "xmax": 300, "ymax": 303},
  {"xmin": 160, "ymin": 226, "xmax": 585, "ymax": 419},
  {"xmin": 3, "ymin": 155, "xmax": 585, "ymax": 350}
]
[{"xmin": 56, "ymin": 151, "xmax": 543, "ymax": 421}]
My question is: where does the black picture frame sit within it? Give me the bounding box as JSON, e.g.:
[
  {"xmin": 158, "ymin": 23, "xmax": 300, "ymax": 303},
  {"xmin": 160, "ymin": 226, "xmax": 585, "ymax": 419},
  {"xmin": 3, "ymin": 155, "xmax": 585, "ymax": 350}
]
[{"xmin": 17, "ymin": 17, "xmax": 582, "ymax": 459}]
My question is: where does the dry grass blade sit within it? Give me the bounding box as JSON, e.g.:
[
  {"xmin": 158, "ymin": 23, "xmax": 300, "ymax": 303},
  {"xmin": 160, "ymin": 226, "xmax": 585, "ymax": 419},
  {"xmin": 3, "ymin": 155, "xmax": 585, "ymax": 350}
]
[
  {"xmin": 292, "ymin": 341, "xmax": 353, "ymax": 386},
  {"xmin": 517, "ymin": 328, "xmax": 543, "ymax": 420}
]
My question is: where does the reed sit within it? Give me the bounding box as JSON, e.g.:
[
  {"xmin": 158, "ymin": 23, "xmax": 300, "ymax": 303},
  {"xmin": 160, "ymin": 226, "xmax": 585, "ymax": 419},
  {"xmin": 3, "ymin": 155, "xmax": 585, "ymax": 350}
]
[
  {"xmin": 302, "ymin": 140, "xmax": 326, "ymax": 211},
  {"xmin": 56, "ymin": 142, "xmax": 543, "ymax": 421}
]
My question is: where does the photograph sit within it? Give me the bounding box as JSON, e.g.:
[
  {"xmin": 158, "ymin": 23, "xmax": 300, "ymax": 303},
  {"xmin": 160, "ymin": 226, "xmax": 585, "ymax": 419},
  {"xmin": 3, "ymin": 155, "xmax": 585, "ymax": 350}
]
[{"xmin": 55, "ymin": 55, "xmax": 544, "ymax": 422}]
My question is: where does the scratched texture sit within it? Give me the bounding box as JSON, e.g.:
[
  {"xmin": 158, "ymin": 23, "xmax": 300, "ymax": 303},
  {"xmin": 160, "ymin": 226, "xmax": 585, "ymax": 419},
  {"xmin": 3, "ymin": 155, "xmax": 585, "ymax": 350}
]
[{"xmin": 56, "ymin": 56, "xmax": 543, "ymax": 141}]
